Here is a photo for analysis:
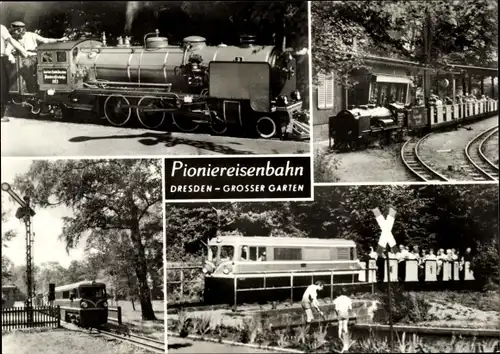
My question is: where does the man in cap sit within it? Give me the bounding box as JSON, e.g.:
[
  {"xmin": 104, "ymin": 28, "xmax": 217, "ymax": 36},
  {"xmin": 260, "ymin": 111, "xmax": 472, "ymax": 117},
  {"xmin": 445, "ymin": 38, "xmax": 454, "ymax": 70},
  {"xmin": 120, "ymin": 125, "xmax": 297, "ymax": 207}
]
[
  {"xmin": 7, "ymin": 21, "xmax": 68, "ymax": 93},
  {"xmin": 1, "ymin": 24, "xmax": 33, "ymax": 122}
]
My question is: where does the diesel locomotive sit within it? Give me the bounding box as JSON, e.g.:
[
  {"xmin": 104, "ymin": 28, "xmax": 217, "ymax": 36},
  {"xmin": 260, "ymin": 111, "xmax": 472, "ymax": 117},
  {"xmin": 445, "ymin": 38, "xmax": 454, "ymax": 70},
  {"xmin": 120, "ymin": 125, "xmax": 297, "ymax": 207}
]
[
  {"xmin": 8, "ymin": 31, "xmax": 308, "ymax": 139},
  {"xmin": 200, "ymin": 236, "xmax": 476, "ymax": 307},
  {"xmin": 51, "ymin": 280, "xmax": 108, "ymax": 328}
]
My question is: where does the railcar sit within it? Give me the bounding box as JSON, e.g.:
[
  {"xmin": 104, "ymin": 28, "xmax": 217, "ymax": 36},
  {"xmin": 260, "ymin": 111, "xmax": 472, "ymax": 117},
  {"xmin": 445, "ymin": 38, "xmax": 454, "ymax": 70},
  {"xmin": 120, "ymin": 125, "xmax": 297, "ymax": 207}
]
[
  {"xmin": 53, "ymin": 280, "xmax": 108, "ymax": 328},
  {"xmin": 202, "ymin": 236, "xmax": 362, "ymax": 304},
  {"xmin": 8, "ymin": 31, "xmax": 308, "ymax": 139}
]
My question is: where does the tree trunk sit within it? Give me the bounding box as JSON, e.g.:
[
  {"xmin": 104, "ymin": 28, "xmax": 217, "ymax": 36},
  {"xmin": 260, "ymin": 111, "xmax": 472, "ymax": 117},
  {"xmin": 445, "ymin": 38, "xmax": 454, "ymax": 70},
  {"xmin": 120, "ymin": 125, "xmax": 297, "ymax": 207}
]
[{"xmin": 128, "ymin": 194, "xmax": 156, "ymax": 320}]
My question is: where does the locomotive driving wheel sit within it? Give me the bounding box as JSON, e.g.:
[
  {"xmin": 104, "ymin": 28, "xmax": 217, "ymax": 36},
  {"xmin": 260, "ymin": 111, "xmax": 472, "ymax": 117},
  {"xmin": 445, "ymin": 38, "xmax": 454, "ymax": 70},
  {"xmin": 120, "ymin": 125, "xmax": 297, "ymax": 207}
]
[
  {"xmin": 104, "ymin": 94, "xmax": 132, "ymax": 126},
  {"xmin": 136, "ymin": 96, "xmax": 166, "ymax": 129},
  {"xmin": 172, "ymin": 114, "xmax": 200, "ymax": 133},
  {"xmin": 256, "ymin": 116, "xmax": 277, "ymax": 139},
  {"xmin": 209, "ymin": 114, "xmax": 228, "ymax": 135}
]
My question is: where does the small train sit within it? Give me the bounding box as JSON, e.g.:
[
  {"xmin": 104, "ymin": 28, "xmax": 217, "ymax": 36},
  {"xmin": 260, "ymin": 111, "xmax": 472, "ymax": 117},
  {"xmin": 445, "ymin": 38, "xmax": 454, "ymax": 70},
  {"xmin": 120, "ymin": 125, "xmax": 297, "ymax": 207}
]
[
  {"xmin": 201, "ymin": 236, "xmax": 476, "ymax": 306},
  {"xmin": 8, "ymin": 31, "xmax": 308, "ymax": 139},
  {"xmin": 328, "ymin": 84, "xmax": 498, "ymax": 151},
  {"xmin": 45, "ymin": 281, "xmax": 109, "ymax": 328}
]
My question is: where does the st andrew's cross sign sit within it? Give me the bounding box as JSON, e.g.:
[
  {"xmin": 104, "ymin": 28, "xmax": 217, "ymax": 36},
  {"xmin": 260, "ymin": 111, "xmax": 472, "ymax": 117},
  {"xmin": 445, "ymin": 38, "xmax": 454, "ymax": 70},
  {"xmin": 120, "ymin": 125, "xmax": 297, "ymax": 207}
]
[{"xmin": 372, "ymin": 207, "xmax": 398, "ymax": 254}]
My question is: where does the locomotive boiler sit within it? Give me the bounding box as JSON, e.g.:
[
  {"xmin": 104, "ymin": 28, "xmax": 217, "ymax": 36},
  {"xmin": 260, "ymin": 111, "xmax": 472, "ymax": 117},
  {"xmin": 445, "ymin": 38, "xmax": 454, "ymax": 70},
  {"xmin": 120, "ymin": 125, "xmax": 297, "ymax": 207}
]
[
  {"xmin": 329, "ymin": 103, "xmax": 406, "ymax": 150},
  {"xmin": 9, "ymin": 31, "xmax": 306, "ymax": 139}
]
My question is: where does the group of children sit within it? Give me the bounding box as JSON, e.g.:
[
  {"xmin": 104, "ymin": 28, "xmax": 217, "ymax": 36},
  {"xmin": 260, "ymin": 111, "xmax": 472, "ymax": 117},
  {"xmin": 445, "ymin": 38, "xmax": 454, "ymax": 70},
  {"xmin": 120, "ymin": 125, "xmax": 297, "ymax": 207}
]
[{"xmin": 301, "ymin": 281, "xmax": 352, "ymax": 339}]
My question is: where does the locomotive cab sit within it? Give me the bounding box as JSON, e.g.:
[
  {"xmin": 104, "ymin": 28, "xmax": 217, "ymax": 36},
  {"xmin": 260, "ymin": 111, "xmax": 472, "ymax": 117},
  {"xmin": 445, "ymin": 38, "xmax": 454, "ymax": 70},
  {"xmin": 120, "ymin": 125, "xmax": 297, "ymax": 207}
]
[{"xmin": 36, "ymin": 40, "xmax": 103, "ymax": 93}]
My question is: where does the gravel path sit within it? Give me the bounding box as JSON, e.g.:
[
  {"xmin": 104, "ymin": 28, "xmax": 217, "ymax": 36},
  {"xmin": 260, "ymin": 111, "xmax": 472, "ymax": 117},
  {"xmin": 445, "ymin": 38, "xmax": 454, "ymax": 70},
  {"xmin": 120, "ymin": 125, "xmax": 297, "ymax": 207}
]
[
  {"xmin": 314, "ymin": 116, "xmax": 499, "ymax": 183},
  {"xmin": 418, "ymin": 116, "xmax": 498, "ymax": 181},
  {"xmin": 314, "ymin": 142, "xmax": 414, "ymax": 183}
]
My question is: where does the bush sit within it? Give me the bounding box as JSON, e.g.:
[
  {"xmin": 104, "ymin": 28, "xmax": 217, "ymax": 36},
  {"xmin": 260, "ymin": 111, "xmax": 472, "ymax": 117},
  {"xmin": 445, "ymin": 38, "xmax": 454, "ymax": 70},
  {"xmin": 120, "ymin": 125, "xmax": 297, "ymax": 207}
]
[
  {"xmin": 314, "ymin": 147, "xmax": 341, "ymax": 182},
  {"xmin": 471, "ymin": 239, "xmax": 499, "ymax": 290},
  {"xmin": 373, "ymin": 285, "xmax": 432, "ymax": 324}
]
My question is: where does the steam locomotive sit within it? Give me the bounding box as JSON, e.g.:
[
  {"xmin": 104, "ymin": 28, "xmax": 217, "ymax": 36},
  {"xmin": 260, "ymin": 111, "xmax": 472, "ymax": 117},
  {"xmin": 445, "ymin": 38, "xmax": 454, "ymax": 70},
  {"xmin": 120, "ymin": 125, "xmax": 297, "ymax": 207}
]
[
  {"xmin": 328, "ymin": 83, "xmax": 498, "ymax": 151},
  {"xmin": 8, "ymin": 31, "xmax": 308, "ymax": 139}
]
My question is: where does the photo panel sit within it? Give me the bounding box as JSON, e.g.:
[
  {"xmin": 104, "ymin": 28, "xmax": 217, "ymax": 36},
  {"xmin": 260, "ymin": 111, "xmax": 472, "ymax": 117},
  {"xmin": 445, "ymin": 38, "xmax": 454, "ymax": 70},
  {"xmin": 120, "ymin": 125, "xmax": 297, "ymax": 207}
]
[
  {"xmin": 1, "ymin": 158, "xmax": 165, "ymax": 352},
  {"xmin": 311, "ymin": 0, "xmax": 498, "ymax": 183},
  {"xmin": 165, "ymin": 183, "xmax": 499, "ymax": 353},
  {"xmin": 1, "ymin": 1, "xmax": 312, "ymax": 158}
]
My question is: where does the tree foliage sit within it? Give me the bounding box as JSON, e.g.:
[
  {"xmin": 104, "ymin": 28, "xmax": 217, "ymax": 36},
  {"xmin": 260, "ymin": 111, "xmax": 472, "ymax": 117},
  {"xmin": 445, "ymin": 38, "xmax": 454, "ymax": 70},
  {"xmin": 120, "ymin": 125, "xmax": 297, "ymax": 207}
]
[
  {"xmin": 167, "ymin": 185, "xmax": 499, "ymax": 287},
  {"xmin": 12, "ymin": 159, "xmax": 162, "ymax": 320},
  {"xmin": 312, "ymin": 0, "xmax": 498, "ymax": 85},
  {"xmin": 0, "ymin": 1, "xmax": 307, "ymax": 49}
]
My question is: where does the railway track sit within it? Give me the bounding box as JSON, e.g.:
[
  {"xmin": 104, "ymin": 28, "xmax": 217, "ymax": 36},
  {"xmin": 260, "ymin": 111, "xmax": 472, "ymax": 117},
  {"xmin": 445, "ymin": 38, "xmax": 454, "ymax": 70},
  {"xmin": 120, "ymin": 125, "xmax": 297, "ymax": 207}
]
[
  {"xmin": 401, "ymin": 134, "xmax": 449, "ymax": 182},
  {"xmin": 464, "ymin": 126, "xmax": 499, "ymax": 181},
  {"xmin": 98, "ymin": 329, "xmax": 165, "ymax": 353}
]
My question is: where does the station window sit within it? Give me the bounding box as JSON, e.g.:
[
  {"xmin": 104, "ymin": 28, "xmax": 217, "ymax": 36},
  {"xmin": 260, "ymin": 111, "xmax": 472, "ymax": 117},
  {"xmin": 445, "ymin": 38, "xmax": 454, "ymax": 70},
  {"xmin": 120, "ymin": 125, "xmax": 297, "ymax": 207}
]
[
  {"xmin": 370, "ymin": 82, "xmax": 408, "ymax": 105},
  {"xmin": 41, "ymin": 52, "xmax": 53, "ymax": 63},
  {"xmin": 274, "ymin": 247, "xmax": 302, "ymax": 261},
  {"xmin": 220, "ymin": 246, "xmax": 234, "ymax": 261},
  {"xmin": 317, "ymin": 72, "xmax": 334, "ymax": 110},
  {"xmin": 56, "ymin": 51, "xmax": 67, "ymax": 63}
]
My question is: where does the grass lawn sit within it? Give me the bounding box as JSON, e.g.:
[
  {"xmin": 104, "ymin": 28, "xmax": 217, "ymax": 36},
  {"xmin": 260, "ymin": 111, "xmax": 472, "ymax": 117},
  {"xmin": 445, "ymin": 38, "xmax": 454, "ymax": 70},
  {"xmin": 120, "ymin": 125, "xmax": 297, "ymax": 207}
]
[
  {"xmin": 1, "ymin": 328, "xmax": 153, "ymax": 354},
  {"xmin": 111, "ymin": 299, "xmax": 164, "ymax": 340}
]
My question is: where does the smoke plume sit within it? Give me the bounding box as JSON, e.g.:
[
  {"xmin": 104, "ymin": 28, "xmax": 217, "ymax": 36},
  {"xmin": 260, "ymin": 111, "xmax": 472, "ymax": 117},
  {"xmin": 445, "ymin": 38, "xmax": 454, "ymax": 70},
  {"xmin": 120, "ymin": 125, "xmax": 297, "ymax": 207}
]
[{"xmin": 125, "ymin": 1, "xmax": 141, "ymax": 34}]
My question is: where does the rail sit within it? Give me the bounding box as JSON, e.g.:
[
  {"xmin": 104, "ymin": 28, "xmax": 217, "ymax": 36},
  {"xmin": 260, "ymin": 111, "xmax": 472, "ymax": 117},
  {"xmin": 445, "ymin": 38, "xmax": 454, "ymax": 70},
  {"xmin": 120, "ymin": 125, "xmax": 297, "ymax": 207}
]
[
  {"xmin": 464, "ymin": 125, "xmax": 499, "ymax": 181},
  {"xmin": 98, "ymin": 329, "xmax": 165, "ymax": 354},
  {"xmin": 401, "ymin": 133, "xmax": 449, "ymax": 182}
]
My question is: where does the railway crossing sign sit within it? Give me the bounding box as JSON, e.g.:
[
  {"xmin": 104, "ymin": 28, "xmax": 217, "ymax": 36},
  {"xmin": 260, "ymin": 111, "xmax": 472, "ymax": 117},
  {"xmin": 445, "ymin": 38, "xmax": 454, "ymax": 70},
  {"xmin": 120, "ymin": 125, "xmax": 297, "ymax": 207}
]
[{"xmin": 372, "ymin": 207, "xmax": 398, "ymax": 254}]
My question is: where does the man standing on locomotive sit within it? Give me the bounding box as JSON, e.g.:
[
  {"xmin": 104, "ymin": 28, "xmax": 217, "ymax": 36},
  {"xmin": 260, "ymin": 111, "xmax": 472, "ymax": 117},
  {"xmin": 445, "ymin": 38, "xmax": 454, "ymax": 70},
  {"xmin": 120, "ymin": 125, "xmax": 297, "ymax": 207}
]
[
  {"xmin": 7, "ymin": 22, "xmax": 68, "ymax": 93},
  {"xmin": 1, "ymin": 24, "xmax": 33, "ymax": 122},
  {"xmin": 301, "ymin": 281, "xmax": 325, "ymax": 323}
]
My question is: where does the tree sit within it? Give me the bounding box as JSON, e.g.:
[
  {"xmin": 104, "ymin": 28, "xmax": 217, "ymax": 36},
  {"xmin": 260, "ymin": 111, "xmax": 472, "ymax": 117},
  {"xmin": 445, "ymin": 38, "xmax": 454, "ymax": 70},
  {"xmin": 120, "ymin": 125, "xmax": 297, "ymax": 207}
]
[
  {"xmin": 13, "ymin": 159, "xmax": 162, "ymax": 320},
  {"xmin": 1, "ymin": 201, "xmax": 17, "ymax": 284},
  {"xmin": 312, "ymin": 0, "xmax": 498, "ymax": 85}
]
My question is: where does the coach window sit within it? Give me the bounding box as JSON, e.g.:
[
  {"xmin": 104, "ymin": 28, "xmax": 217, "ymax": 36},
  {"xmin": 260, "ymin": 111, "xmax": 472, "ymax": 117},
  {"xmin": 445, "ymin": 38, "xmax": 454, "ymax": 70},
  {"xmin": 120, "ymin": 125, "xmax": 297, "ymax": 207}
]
[
  {"xmin": 62, "ymin": 290, "xmax": 70, "ymax": 299},
  {"xmin": 258, "ymin": 248, "xmax": 267, "ymax": 261},
  {"xmin": 208, "ymin": 246, "xmax": 218, "ymax": 261},
  {"xmin": 274, "ymin": 247, "xmax": 302, "ymax": 261},
  {"xmin": 220, "ymin": 246, "xmax": 234, "ymax": 261},
  {"xmin": 317, "ymin": 72, "xmax": 334, "ymax": 110},
  {"xmin": 41, "ymin": 52, "xmax": 53, "ymax": 63},
  {"xmin": 56, "ymin": 51, "xmax": 67, "ymax": 63},
  {"xmin": 350, "ymin": 247, "xmax": 357, "ymax": 260},
  {"xmin": 241, "ymin": 246, "xmax": 249, "ymax": 260}
]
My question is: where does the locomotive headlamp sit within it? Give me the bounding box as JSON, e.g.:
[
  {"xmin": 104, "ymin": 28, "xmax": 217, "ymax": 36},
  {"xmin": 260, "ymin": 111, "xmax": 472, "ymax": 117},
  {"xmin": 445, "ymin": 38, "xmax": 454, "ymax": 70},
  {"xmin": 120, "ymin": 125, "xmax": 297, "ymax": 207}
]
[
  {"xmin": 223, "ymin": 268, "xmax": 230, "ymax": 275},
  {"xmin": 102, "ymin": 301, "xmax": 108, "ymax": 308},
  {"xmin": 216, "ymin": 237, "xmax": 221, "ymax": 243},
  {"xmin": 291, "ymin": 90, "xmax": 301, "ymax": 101},
  {"xmin": 81, "ymin": 301, "xmax": 88, "ymax": 308},
  {"xmin": 202, "ymin": 268, "xmax": 208, "ymax": 274},
  {"xmin": 47, "ymin": 89, "xmax": 55, "ymax": 96},
  {"xmin": 184, "ymin": 96, "xmax": 193, "ymax": 103}
]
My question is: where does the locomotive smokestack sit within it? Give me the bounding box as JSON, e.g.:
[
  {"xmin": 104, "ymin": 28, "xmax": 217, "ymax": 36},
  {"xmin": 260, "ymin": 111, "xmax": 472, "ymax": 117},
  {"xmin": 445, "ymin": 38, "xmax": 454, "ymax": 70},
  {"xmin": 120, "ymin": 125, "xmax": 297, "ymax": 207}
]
[
  {"xmin": 125, "ymin": 1, "xmax": 141, "ymax": 34},
  {"xmin": 240, "ymin": 34, "xmax": 256, "ymax": 48}
]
